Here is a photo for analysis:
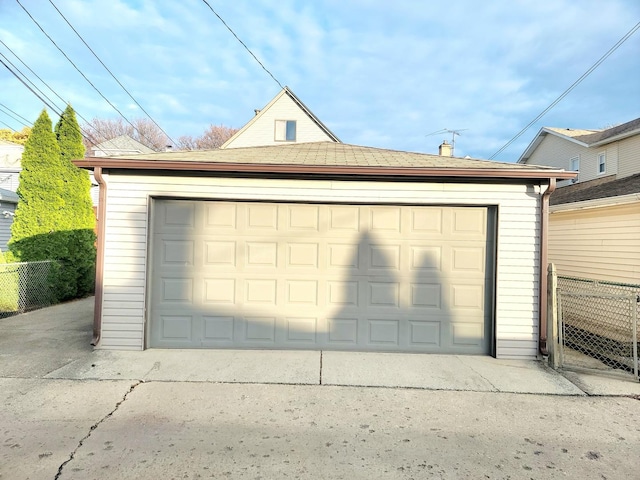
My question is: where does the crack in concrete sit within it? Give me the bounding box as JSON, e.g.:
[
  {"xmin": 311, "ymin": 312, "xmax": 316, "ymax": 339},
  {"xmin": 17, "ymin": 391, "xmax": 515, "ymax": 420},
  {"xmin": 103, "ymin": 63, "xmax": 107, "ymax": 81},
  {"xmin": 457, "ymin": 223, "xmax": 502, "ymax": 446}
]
[
  {"xmin": 319, "ymin": 351, "xmax": 323, "ymax": 385},
  {"xmin": 53, "ymin": 380, "xmax": 143, "ymax": 480}
]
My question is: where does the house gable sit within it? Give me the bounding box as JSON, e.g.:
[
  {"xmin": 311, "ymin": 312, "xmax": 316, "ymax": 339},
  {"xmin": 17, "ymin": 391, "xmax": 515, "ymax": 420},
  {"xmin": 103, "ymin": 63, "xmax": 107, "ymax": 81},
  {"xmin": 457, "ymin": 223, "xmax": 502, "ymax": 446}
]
[
  {"xmin": 221, "ymin": 87, "xmax": 340, "ymax": 149},
  {"xmin": 518, "ymin": 118, "xmax": 640, "ymax": 185},
  {"xmin": 0, "ymin": 140, "xmax": 24, "ymax": 168}
]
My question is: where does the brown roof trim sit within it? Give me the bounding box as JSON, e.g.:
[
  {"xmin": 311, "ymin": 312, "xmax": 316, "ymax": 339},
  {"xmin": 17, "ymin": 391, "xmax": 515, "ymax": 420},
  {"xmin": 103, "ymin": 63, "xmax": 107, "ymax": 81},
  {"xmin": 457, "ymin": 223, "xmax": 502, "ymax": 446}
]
[{"xmin": 74, "ymin": 158, "xmax": 576, "ymax": 180}]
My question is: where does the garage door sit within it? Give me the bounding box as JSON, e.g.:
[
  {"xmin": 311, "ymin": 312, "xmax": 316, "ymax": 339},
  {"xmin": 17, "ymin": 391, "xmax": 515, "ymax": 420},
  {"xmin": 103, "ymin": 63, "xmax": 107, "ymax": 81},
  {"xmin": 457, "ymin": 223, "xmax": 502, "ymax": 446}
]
[{"xmin": 148, "ymin": 200, "xmax": 494, "ymax": 353}]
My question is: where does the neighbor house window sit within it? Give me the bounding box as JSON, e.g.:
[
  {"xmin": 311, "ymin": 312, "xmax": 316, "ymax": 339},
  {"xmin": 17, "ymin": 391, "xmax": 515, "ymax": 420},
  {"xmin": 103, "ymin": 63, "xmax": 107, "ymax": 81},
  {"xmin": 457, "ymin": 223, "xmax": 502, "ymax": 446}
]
[
  {"xmin": 570, "ymin": 156, "xmax": 580, "ymax": 182},
  {"xmin": 597, "ymin": 152, "xmax": 606, "ymax": 174},
  {"xmin": 275, "ymin": 120, "xmax": 296, "ymax": 141}
]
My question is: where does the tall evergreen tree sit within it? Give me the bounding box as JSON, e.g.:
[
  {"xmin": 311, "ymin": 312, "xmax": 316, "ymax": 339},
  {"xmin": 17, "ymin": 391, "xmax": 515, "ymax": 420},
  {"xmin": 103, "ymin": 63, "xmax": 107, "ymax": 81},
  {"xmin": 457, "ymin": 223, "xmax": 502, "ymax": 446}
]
[
  {"xmin": 55, "ymin": 105, "xmax": 96, "ymax": 298},
  {"xmin": 9, "ymin": 109, "xmax": 64, "ymax": 256},
  {"xmin": 55, "ymin": 104, "xmax": 95, "ymax": 231},
  {"xmin": 9, "ymin": 108, "xmax": 97, "ymax": 302}
]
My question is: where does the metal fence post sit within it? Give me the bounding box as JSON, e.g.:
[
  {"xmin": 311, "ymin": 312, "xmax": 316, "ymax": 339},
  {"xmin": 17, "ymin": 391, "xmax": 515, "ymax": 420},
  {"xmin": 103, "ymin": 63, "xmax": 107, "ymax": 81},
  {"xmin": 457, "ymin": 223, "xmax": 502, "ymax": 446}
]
[
  {"xmin": 547, "ymin": 263, "xmax": 559, "ymax": 369},
  {"xmin": 632, "ymin": 295, "xmax": 638, "ymax": 380}
]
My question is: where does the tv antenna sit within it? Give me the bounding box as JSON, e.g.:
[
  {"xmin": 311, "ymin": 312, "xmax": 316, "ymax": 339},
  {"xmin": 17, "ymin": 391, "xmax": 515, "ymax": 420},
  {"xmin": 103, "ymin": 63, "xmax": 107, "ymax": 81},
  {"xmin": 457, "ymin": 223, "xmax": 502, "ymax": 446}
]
[{"xmin": 425, "ymin": 128, "xmax": 468, "ymax": 156}]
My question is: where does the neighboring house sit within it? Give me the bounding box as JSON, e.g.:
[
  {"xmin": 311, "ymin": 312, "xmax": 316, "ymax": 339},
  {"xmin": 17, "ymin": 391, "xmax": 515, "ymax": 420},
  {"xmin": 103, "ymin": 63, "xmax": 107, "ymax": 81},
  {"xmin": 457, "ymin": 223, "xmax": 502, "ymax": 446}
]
[
  {"xmin": 0, "ymin": 188, "xmax": 18, "ymax": 251},
  {"xmin": 220, "ymin": 87, "xmax": 340, "ymax": 148},
  {"xmin": 76, "ymin": 142, "xmax": 573, "ymax": 358},
  {"xmin": 0, "ymin": 140, "xmax": 23, "ymax": 194},
  {"xmin": 518, "ymin": 118, "xmax": 640, "ymax": 284},
  {"xmin": 90, "ymin": 134, "xmax": 156, "ymax": 157}
]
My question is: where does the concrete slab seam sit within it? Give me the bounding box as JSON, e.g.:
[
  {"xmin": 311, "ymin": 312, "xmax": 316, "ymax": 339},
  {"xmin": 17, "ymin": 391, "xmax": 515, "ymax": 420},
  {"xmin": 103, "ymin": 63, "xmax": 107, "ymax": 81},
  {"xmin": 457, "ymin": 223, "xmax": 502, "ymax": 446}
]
[
  {"xmin": 455, "ymin": 356, "xmax": 499, "ymax": 392},
  {"xmin": 53, "ymin": 380, "xmax": 143, "ymax": 479}
]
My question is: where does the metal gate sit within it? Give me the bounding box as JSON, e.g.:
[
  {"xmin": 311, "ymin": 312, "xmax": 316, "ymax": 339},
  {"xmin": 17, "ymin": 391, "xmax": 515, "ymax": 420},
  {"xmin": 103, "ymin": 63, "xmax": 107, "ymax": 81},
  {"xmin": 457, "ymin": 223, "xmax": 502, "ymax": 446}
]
[{"xmin": 556, "ymin": 276, "xmax": 639, "ymax": 379}]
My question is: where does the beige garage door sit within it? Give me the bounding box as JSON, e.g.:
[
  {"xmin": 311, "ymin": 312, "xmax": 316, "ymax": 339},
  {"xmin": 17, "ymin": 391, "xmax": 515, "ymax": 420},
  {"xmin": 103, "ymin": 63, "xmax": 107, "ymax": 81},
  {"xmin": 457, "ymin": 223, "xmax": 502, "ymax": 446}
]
[{"xmin": 148, "ymin": 200, "xmax": 494, "ymax": 353}]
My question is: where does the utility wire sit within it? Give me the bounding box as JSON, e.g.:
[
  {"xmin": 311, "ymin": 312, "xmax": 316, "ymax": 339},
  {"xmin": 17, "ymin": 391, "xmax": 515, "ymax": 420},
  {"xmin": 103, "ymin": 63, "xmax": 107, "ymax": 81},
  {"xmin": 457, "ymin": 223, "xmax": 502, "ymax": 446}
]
[
  {"xmin": 16, "ymin": 0, "xmax": 164, "ymax": 150},
  {"xmin": 0, "ymin": 38, "xmax": 112, "ymax": 148},
  {"xmin": 0, "ymin": 118, "xmax": 17, "ymax": 130},
  {"xmin": 0, "ymin": 48, "xmax": 108, "ymax": 154},
  {"xmin": 0, "ymin": 57, "xmax": 61, "ymax": 116},
  {"xmin": 200, "ymin": 0, "xmax": 284, "ymax": 89},
  {"xmin": 0, "ymin": 100, "xmax": 33, "ymax": 127},
  {"xmin": 489, "ymin": 20, "xmax": 640, "ymax": 160},
  {"xmin": 0, "ymin": 50, "xmax": 64, "ymax": 115},
  {"xmin": 47, "ymin": 0, "xmax": 177, "ymax": 147}
]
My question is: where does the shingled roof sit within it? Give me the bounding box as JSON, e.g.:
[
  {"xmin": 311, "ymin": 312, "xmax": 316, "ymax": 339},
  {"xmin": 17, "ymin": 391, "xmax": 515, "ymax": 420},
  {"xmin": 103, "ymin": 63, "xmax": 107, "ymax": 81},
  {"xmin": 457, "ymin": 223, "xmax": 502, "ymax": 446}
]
[
  {"xmin": 518, "ymin": 117, "xmax": 640, "ymax": 164},
  {"xmin": 75, "ymin": 141, "xmax": 575, "ymax": 181},
  {"xmin": 550, "ymin": 173, "xmax": 640, "ymax": 206}
]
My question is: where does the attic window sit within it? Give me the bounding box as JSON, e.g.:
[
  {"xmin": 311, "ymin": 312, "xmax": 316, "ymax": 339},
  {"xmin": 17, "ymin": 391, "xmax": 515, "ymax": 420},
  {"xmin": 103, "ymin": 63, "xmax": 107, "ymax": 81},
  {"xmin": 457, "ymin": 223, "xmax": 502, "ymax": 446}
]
[
  {"xmin": 597, "ymin": 152, "xmax": 606, "ymax": 174},
  {"xmin": 570, "ymin": 156, "xmax": 580, "ymax": 182},
  {"xmin": 275, "ymin": 120, "xmax": 296, "ymax": 142}
]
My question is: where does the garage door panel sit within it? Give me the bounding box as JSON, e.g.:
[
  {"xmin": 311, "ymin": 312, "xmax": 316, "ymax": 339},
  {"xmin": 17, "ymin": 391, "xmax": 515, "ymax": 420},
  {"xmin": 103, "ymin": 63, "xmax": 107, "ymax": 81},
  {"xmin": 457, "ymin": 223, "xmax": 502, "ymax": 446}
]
[
  {"xmin": 246, "ymin": 204, "xmax": 279, "ymax": 230},
  {"xmin": 287, "ymin": 205, "xmax": 320, "ymax": 231},
  {"xmin": 149, "ymin": 201, "xmax": 493, "ymax": 353},
  {"xmin": 204, "ymin": 202, "xmax": 237, "ymax": 230},
  {"xmin": 410, "ymin": 208, "xmax": 443, "ymax": 234},
  {"xmin": 451, "ymin": 322, "xmax": 485, "ymax": 347},
  {"xmin": 328, "ymin": 206, "xmax": 360, "ymax": 232},
  {"xmin": 287, "ymin": 243, "xmax": 319, "ymax": 268},
  {"xmin": 205, "ymin": 241, "xmax": 236, "ymax": 266}
]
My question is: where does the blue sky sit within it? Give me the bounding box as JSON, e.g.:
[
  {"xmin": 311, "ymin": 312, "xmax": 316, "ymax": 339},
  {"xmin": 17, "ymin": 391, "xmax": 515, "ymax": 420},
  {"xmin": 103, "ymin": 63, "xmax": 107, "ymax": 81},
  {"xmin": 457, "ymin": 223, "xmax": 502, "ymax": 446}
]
[{"xmin": 0, "ymin": 0, "xmax": 638, "ymax": 161}]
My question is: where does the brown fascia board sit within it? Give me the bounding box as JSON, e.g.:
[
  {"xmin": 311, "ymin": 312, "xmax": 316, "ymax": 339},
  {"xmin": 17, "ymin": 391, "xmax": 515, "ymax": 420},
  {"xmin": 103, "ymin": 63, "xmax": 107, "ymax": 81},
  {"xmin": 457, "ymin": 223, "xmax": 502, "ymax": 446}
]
[{"xmin": 73, "ymin": 158, "xmax": 576, "ymax": 181}]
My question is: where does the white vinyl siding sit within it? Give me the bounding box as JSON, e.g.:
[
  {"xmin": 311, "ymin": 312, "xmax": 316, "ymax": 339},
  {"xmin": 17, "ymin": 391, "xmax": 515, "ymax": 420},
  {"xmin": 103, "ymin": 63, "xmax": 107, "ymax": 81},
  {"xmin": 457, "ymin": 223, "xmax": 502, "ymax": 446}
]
[
  {"xmin": 618, "ymin": 134, "xmax": 640, "ymax": 179},
  {"xmin": 0, "ymin": 203, "xmax": 15, "ymax": 251},
  {"xmin": 549, "ymin": 202, "xmax": 640, "ymax": 284},
  {"xmin": 525, "ymin": 134, "xmax": 619, "ymax": 184},
  {"xmin": 98, "ymin": 175, "xmax": 543, "ymax": 358}
]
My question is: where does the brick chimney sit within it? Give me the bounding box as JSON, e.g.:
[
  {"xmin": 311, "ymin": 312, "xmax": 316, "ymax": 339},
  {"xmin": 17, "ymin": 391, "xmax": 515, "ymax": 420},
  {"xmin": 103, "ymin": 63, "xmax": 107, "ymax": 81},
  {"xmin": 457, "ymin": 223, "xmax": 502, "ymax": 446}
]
[{"xmin": 438, "ymin": 141, "xmax": 452, "ymax": 157}]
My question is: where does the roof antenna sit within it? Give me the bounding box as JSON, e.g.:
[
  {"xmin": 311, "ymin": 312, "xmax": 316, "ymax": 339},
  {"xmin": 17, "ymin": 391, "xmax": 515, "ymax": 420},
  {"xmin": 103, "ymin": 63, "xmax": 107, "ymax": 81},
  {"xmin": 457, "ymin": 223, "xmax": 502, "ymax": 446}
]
[{"xmin": 426, "ymin": 128, "xmax": 468, "ymax": 156}]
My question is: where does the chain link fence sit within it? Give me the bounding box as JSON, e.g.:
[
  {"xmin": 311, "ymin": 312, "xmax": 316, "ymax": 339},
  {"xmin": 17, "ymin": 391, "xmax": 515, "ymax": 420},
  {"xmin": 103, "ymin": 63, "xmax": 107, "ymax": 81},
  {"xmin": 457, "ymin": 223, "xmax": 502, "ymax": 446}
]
[
  {"xmin": 0, "ymin": 261, "xmax": 55, "ymax": 317},
  {"xmin": 557, "ymin": 275, "xmax": 639, "ymax": 378}
]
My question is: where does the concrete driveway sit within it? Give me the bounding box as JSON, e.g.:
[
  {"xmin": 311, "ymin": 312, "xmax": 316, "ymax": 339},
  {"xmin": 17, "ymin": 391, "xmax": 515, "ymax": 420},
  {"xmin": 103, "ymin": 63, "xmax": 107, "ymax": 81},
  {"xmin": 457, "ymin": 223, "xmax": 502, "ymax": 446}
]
[{"xmin": 1, "ymin": 298, "xmax": 640, "ymax": 479}]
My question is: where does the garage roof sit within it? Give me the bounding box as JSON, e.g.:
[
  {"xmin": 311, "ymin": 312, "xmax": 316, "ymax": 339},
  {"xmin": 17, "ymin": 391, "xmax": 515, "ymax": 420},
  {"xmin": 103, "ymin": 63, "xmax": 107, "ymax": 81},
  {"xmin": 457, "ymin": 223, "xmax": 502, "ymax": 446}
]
[{"xmin": 75, "ymin": 141, "xmax": 576, "ymax": 181}]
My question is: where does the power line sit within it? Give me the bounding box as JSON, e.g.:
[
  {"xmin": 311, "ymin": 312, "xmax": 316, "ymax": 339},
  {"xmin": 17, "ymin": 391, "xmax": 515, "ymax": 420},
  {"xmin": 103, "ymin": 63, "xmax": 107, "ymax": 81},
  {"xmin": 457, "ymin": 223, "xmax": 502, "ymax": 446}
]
[
  {"xmin": 0, "ymin": 38, "xmax": 114, "ymax": 147},
  {"xmin": 16, "ymin": 0, "xmax": 164, "ymax": 150},
  {"xmin": 489, "ymin": 20, "xmax": 640, "ymax": 160},
  {"xmin": 0, "ymin": 50, "xmax": 109, "ymax": 154},
  {"xmin": 0, "ymin": 57, "xmax": 62, "ymax": 115},
  {"xmin": 47, "ymin": 0, "xmax": 178, "ymax": 147},
  {"xmin": 0, "ymin": 50, "xmax": 64, "ymax": 115},
  {"xmin": 0, "ymin": 118, "xmax": 18, "ymax": 130},
  {"xmin": 0, "ymin": 100, "xmax": 33, "ymax": 127},
  {"xmin": 200, "ymin": 0, "xmax": 284, "ymax": 89}
]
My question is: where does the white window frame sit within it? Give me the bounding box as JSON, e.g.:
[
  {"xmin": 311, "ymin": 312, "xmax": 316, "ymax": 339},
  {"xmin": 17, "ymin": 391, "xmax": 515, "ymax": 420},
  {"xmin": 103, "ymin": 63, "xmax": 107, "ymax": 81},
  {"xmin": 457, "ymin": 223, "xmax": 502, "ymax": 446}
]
[
  {"xmin": 274, "ymin": 120, "xmax": 296, "ymax": 142},
  {"xmin": 570, "ymin": 156, "xmax": 580, "ymax": 183},
  {"xmin": 597, "ymin": 152, "xmax": 606, "ymax": 175}
]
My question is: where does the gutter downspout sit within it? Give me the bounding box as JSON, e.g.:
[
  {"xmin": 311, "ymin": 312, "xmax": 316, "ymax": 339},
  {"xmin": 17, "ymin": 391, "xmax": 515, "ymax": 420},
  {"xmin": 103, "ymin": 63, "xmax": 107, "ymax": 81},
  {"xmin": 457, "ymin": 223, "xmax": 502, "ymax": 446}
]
[
  {"xmin": 91, "ymin": 167, "xmax": 106, "ymax": 346},
  {"xmin": 539, "ymin": 178, "xmax": 556, "ymax": 355}
]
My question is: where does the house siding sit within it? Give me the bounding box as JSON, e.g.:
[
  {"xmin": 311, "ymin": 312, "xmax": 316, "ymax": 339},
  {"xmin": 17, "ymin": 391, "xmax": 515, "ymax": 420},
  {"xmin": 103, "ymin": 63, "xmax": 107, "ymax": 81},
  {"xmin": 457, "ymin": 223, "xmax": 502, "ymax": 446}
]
[
  {"xmin": 98, "ymin": 175, "xmax": 543, "ymax": 358},
  {"xmin": 223, "ymin": 94, "xmax": 335, "ymax": 148},
  {"xmin": 0, "ymin": 203, "xmax": 15, "ymax": 251},
  {"xmin": 618, "ymin": 134, "xmax": 640, "ymax": 179},
  {"xmin": 549, "ymin": 202, "xmax": 640, "ymax": 284}
]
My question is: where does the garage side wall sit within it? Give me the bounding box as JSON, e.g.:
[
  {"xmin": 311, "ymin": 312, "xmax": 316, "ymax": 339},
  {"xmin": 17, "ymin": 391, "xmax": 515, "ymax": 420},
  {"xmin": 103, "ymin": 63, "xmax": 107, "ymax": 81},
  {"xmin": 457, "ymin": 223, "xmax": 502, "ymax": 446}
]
[{"xmin": 98, "ymin": 175, "xmax": 541, "ymax": 358}]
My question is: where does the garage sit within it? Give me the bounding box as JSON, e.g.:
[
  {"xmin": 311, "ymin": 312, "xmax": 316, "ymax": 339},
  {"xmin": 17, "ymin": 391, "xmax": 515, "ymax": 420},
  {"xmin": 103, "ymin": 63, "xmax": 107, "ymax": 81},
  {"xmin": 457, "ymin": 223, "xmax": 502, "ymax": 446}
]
[
  {"xmin": 75, "ymin": 141, "xmax": 576, "ymax": 357},
  {"xmin": 149, "ymin": 199, "xmax": 494, "ymax": 353}
]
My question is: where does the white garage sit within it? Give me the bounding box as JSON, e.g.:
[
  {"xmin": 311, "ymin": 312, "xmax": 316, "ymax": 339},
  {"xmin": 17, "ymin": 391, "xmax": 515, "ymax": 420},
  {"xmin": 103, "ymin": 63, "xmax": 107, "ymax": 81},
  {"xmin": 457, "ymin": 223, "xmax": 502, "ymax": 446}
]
[{"xmin": 76, "ymin": 142, "xmax": 574, "ymax": 358}]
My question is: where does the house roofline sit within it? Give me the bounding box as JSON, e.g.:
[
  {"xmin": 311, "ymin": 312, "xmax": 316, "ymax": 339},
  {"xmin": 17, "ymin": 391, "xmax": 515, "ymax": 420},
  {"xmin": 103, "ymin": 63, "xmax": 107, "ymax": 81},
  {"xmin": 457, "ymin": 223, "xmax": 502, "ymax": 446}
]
[
  {"xmin": 74, "ymin": 157, "xmax": 577, "ymax": 181},
  {"xmin": 588, "ymin": 127, "xmax": 640, "ymax": 147},
  {"xmin": 517, "ymin": 127, "xmax": 590, "ymax": 164},
  {"xmin": 550, "ymin": 192, "xmax": 640, "ymax": 213},
  {"xmin": 220, "ymin": 86, "xmax": 340, "ymax": 148}
]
